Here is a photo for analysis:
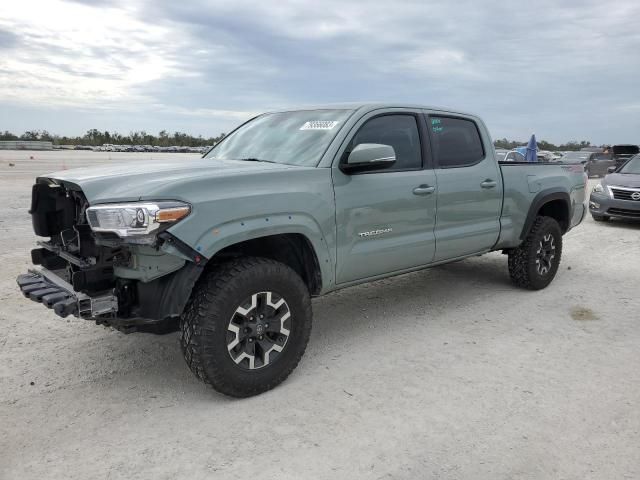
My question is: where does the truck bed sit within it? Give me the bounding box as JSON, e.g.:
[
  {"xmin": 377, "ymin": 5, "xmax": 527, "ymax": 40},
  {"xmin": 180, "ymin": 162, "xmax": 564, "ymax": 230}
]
[{"xmin": 494, "ymin": 161, "xmax": 587, "ymax": 249}]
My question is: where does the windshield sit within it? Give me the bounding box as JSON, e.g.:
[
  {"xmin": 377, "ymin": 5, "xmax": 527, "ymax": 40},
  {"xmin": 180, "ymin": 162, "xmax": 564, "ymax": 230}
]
[
  {"xmin": 619, "ymin": 154, "xmax": 640, "ymax": 174},
  {"xmin": 205, "ymin": 109, "xmax": 353, "ymax": 166}
]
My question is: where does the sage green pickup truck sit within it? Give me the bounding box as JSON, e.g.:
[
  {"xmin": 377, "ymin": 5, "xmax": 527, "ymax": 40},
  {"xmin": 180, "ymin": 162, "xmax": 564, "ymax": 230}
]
[{"xmin": 17, "ymin": 103, "xmax": 587, "ymax": 397}]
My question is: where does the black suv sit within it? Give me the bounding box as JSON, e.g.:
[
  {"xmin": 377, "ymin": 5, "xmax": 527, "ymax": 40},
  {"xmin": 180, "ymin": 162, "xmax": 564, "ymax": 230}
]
[{"xmin": 612, "ymin": 144, "xmax": 640, "ymax": 168}]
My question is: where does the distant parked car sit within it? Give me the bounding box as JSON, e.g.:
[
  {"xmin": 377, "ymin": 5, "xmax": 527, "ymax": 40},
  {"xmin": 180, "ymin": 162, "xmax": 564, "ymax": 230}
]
[
  {"xmin": 558, "ymin": 151, "xmax": 591, "ymax": 169},
  {"xmin": 585, "ymin": 153, "xmax": 616, "ymax": 178},
  {"xmin": 537, "ymin": 150, "xmax": 554, "ymax": 162},
  {"xmin": 589, "ymin": 154, "xmax": 640, "ymax": 222},
  {"xmin": 495, "ymin": 148, "xmax": 509, "ymax": 162},
  {"xmin": 495, "ymin": 148, "xmax": 525, "ymax": 162},
  {"xmin": 560, "ymin": 152, "xmax": 616, "ymax": 177},
  {"xmin": 503, "ymin": 150, "xmax": 525, "ymax": 162}
]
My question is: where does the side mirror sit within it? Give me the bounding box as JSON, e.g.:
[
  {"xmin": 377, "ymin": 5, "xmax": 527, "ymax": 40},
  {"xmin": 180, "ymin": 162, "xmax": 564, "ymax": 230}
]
[
  {"xmin": 341, "ymin": 143, "xmax": 396, "ymax": 174},
  {"xmin": 607, "ymin": 166, "xmax": 617, "ymax": 174}
]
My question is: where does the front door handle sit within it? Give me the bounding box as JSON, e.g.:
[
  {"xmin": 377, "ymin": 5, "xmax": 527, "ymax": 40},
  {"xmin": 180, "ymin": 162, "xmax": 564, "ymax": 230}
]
[
  {"xmin": 480, "ymin": 179, "xmax": 497, "ymax": 189},
  {"xmin": 413, "ymin": 185, "xmax": 436, "ymax": 195}
]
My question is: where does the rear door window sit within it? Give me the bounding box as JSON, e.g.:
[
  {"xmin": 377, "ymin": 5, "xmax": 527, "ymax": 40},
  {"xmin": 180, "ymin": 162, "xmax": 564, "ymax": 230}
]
[{"xmin": 428, "ymin": 116, "xmax": 485, "ymax": 168}]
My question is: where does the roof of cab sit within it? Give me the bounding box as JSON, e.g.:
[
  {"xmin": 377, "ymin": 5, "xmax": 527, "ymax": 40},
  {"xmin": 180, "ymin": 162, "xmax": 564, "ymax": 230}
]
[{"xmin": 265, "ymin": 102, "xmax": 479, "ymax": 118}]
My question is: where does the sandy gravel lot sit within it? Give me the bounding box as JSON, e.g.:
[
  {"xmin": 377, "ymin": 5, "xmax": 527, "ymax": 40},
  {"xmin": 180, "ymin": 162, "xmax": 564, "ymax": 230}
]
[{"xmin": 1, "ymin": 151, "xmax": 639, "ymax": 480}]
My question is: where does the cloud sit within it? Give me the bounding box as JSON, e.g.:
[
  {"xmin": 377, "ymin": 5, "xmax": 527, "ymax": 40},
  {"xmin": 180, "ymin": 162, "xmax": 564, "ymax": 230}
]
[
  {"xmin": 0, "ymin": 0, "xmax": 639, "ymax": 143},
  {"xmin": 0, "ymin": 28, "xmax": 20, "ymax": 49}
]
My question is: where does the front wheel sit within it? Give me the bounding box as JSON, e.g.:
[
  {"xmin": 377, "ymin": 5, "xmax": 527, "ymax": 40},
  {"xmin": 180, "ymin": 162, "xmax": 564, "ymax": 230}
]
[
  {"xmin": 508, "ymin": 216, "xmax": 563, "ymax": 290},
  {"xmin": 180, "ymin": 257, "xmax": 312, "ymax": 397}
]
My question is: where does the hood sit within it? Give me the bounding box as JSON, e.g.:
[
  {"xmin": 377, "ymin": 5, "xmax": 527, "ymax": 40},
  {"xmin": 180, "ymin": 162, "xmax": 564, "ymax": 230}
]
[
  {"xmin": 39, "ymin": 158, "xmax": 304, "ymax": 203},
  {"xmin": 604, "ymin": 173, "xmax": 640, "ymax": 188}
]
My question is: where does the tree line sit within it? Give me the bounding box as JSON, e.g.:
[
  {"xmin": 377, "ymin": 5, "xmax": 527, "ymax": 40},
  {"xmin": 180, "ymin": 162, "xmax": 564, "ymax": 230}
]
[
  {"xmin": 1, "ymin": 129, "xmax": 599, "ymax": 151},
  {"xmin": 0, "ymin": 129, "xmax": 226, "ymax": 147}
]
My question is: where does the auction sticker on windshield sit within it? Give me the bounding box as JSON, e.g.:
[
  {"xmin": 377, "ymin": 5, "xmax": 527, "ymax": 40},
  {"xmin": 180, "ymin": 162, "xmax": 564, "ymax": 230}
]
[{"xmin": 300, "ymin": 121, "xmax": 339, "ymax": 130}]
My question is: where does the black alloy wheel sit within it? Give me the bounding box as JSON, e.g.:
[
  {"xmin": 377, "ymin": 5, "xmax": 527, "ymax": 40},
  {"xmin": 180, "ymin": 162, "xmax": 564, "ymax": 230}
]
[
  {"xmin": 535, "ymin": 233, "xmax": 556, "ymax": 276},
  {"xmin": 226, "ymin": 291, "xmax": 292, "ymax": 370}
]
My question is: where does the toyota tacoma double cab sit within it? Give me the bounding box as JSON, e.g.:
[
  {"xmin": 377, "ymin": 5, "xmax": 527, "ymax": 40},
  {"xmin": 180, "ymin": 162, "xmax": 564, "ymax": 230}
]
[{"xmin": 17, "ymin": 103, "xmax": 587, "ymax": 397}]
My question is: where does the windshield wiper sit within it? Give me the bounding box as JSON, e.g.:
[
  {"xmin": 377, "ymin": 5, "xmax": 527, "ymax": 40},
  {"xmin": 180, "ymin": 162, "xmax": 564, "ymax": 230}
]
[{"xmin": 238, "ymin": 158, "xmax": 277, "ymax": 163}]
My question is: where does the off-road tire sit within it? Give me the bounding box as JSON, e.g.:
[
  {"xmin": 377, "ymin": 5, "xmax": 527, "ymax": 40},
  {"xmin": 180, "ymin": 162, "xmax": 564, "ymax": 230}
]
[
  {"xmin": 591, "ymin": 214, "xmax": 610, "ymax": 222},
  {"xmin": 508, "ymin": 216, "xmax": 563, "ymax": 290},
  {"xmin": 180, "ymin": 257, "xmax": 312, "ymax": 397}
]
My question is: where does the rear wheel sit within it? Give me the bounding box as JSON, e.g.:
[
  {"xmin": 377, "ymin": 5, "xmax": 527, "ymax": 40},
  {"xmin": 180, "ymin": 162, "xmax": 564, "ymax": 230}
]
[
  {"xmin": 180, "ymin": 257, "xmax": 312, "ymax": 397},
  {"xmin": 508, "ymin": 216, "xmax": 563, "ymax": 290}
]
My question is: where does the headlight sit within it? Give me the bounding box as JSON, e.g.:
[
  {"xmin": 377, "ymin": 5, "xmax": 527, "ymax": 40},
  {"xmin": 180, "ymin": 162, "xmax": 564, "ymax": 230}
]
[
  {"xmin": 592, "ymin": 183, "xmax": 604, "ymax": 194},
  {"xmin": 86, "ymin": 201, "xmax": 191, "ymax": 243}
]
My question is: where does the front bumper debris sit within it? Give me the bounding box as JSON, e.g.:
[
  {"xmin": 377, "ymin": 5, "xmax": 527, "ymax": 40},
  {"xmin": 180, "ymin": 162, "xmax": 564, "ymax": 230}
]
[{"xmin": 16, "ymin": 268, "xmax": 118, "ymax": 319}]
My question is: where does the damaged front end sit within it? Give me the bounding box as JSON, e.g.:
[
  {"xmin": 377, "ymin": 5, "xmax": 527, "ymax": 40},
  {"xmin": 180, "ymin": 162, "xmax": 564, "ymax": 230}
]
[{"xmin": 16, "ymin": 178, "xmax": 204, "ymax": 334}]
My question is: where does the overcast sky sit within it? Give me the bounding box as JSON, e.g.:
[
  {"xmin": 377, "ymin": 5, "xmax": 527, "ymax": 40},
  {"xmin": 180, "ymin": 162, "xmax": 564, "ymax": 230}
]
[{"xmin": 1, "ymin": 0, "xmax": 639, "ymax": 144}]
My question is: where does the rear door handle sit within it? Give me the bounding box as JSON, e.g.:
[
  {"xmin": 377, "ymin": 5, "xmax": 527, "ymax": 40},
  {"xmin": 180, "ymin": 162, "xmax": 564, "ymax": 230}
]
[
  {"xmin": 413, "ymin": 185, "xmax": 436, "ymax": 195},
  {"xmin": 480, "ymin": 179, "xmax": 497, "ymax": 189}
]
